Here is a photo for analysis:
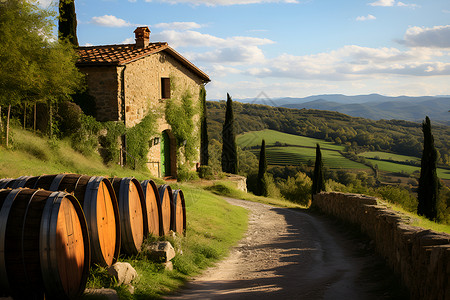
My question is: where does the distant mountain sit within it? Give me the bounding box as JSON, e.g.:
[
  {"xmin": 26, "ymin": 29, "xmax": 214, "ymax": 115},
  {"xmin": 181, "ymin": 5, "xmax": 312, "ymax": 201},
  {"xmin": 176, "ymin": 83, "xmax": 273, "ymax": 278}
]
[{"xmin": 234, "ymin": 94, "xmax": 450, "ymax": 124}]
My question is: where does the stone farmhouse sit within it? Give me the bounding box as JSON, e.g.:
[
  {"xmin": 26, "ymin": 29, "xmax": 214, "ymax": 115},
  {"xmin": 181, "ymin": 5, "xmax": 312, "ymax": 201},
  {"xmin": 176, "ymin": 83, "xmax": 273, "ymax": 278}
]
[{"xmin": 76, "ymin": 27, "xmax": 210, "ymax": 178}]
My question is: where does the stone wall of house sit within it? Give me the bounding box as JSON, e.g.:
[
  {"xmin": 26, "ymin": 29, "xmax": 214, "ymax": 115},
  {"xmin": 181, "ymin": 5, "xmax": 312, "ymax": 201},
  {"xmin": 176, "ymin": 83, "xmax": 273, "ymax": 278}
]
[
  {"xmin": 122, "ymin": 50, "xmax": 204, "ymax": 177},
  {"xmin": 313, "ymin": 192, "xmax": 450, "ymax": 300},
  {"xmin": 78, "ymin": 66, "xmax": 121, "ymax": 122}
]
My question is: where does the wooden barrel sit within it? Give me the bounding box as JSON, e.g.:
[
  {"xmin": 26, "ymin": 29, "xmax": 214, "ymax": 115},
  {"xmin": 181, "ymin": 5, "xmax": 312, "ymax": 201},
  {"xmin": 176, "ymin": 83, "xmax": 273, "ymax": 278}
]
[
  {"xmin": 0, "ymin": 188, "xmax": 90, "ymax": 299},
  {"xmin": 2, "ymin": 175, "xmax": 34, "ymax": 189},
  {"xmin": 14, "ymin": 174, "xmax": 120, "ymax": 267},
  {"xmin": 158, "ymin": 185, "xmax": 174, "ymax": 236},
  {"xmin": 0, "ymin": 178, "xmax": 13, "ymax": 189},
  {"xmin": 141, "ymin": 179, "xmax": 163, "ymax": 236},
  {"xmin": 172, "ymin": 190, "xmax": 187, "ymax": 236},
  {"xmin": 110, "ymin": 177, "xmax": 147, "ymax": 255}
]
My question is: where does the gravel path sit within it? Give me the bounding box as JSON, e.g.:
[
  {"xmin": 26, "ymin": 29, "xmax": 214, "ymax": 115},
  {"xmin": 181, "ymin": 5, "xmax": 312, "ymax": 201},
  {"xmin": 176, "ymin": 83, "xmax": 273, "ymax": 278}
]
[{"xmin": 165, "ymin": 198, "xmax": 406, "ymax": 300}]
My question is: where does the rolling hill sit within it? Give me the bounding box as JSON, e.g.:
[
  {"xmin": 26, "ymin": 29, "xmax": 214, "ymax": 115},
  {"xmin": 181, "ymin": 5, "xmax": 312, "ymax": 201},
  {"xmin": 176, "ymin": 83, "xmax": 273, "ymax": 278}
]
[{"xmin": 234, "ymin": 94, "xmax": 450, "ymax": 124}]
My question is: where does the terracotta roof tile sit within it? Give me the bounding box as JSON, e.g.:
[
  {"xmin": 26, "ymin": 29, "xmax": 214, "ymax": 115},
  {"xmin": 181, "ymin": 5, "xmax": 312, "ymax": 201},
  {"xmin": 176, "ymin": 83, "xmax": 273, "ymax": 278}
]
[
  {"xmin": 76, "ymin": 42, "xmax": 210, "ymax": 82},
  {"xmin": 76, "ymin": 42, "xmax": 168, "ymax": 66}
]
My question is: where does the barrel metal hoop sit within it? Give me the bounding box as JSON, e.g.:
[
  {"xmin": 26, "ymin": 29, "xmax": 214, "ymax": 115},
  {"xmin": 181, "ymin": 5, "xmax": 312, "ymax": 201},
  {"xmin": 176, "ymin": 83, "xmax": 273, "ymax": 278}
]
[
  {"xmin": 49, "ymin": 174, "xmax": 67, "ymax": 191},
  {"xmin": 31, "ymin": 175, "xmax": 44, "ymax": 189},
  {"xmin": 11, "ymin": 176, "xmax": 31, "ymax": 189},
  {"xmin": 0, "ymin": 189, "xmax": 22, "ymax": 293},
  {"xmin": 84, "ymin": 176, "xmax": 102, "ymax": 264},
  {"xmin": 0, "ymin": 179, "xmax": 12, "ymax": 189},
  {"xmin": 119, "ymin": 178, "xmax": 133, "ymax": 253}
]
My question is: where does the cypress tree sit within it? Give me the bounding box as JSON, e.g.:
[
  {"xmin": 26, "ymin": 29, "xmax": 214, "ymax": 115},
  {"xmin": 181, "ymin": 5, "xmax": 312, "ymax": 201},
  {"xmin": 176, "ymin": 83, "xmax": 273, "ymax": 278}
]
[
  {"xmin": 58, "ymin": 0, "xmax": 78, "ymax": 46},
  {"xmin": 257, "ymin": 139, "xmax": 268, "ymax": 196},
  {"xmin": 200, "ymin": 86, "xmax": 209, "ymax": 166},
  {"xmin": 312, "ymin": 143, "xmax": 325, "ymax": 197},
  {"xmin": 417, "ymin": 116, "xmax": 439, "ymax": 220},
  {"xmin": 221, "ymin": 93, "xmax": 237, "ymax": 174}
]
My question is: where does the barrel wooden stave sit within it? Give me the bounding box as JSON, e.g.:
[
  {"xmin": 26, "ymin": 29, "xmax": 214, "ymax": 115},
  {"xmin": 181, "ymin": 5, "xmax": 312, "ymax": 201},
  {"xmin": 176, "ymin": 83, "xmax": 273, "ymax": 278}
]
[
  {"xmin": 172, "ymin": 189, "xmax": 187, "ymax": 236},
  {"xmin": 111, "ymin": 177, "xmax": 146, "ymax": 255},
  {"xmin": 6, "ymin": 174, "xmax": 120, "ymax": 267},
  {"xmin": 0, "ymin": 188, "xmax": 90, "ymax": 299},
  {"xmin": 158, "ymin": 185, "xmax": 174, "ymax": 236},
  {"xmin": 141, "ymin": 180, "xmax": 163, "ymax": 237}
]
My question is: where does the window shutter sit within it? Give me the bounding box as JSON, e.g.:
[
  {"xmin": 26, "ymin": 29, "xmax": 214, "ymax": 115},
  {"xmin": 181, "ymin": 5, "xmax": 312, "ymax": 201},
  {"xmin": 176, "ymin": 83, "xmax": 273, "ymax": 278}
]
[{"xmin": 161, "ymin": 78, "xmax": 171, "ymax": 99}]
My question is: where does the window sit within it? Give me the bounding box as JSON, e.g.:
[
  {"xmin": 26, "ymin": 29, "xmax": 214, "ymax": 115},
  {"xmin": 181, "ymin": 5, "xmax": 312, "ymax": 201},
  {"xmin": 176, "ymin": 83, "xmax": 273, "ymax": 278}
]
[{"xmin": 161, "ymin": 77, "xmax": 171, "ymax": 99}]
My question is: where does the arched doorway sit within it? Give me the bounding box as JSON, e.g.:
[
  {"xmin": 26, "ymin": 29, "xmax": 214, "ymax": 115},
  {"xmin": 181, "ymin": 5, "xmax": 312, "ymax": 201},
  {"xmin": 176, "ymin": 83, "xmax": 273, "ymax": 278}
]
[{"xmin": 160, "ymin": 129, "xmax": 177, "ymax": 178}]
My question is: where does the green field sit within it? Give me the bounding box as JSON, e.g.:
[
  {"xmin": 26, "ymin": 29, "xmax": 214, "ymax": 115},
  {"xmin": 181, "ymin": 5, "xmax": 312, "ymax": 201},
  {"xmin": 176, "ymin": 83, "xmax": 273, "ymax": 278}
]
[
  {"xmin": 250, "ymin": 146, "xmax": 369, "ymax": 170},
  {"xmin": 360, "ymin": 151, "xmax": 420, "ymax": 162},
  {"xmin": 239, "ymin": 130, "xmax": 450, "ymax": 179},
  {"xmin": 239, "ymin": 130, "xmax": 368, "ymax": 170},
  {"xmin": 365, "ymin": 157, "xmax": 450, "ymax": 180},
  {"xmin": 237, "ymin": 129, "xmax": 344, "ymax": 151}
]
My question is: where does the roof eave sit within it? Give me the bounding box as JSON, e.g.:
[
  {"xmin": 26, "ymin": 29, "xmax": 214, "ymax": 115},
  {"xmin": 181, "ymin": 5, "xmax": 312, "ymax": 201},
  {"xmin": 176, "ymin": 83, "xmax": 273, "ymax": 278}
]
[{"xmin": 163, "ymin": 46, "xmax": 210, "ymax": 83}]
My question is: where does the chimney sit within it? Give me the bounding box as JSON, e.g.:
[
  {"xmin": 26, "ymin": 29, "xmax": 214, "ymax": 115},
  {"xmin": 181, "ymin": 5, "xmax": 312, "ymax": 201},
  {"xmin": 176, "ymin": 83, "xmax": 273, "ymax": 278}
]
[{"xmin": 134, "ymin": 27, "xmax": 151, "ymax": 48}]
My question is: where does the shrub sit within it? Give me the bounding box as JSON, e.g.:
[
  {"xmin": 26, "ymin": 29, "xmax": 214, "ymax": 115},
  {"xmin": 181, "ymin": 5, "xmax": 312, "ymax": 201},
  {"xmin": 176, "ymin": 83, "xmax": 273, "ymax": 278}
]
[
  {"xmin": 278, "ymin": 171, "xmax": 312, "ymax": 205},
  {"xmin": 99, "ymin": 121, "xmax": 125, "ymax": 164},
  {"xmin": 70, "ymin": 114, "xmax": 102, "ymax": 156},
  {"xmin": 177, "ymin": 164, "xmax": 199, "ymax": 182},
  {"xmin": 376, "ymin": 185, "xmax": 418, "ymax": 212},
  {"xmin": 198, "ymin": 165, "xmax": 213, "ymax": 179}
]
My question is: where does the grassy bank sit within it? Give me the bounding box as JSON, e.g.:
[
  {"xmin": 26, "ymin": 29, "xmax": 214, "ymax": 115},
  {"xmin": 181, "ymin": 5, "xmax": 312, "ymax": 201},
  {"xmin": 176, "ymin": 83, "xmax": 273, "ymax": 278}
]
[{"xmin": 0, "ymin": 127, "xmax": 248, "ymax": 299}]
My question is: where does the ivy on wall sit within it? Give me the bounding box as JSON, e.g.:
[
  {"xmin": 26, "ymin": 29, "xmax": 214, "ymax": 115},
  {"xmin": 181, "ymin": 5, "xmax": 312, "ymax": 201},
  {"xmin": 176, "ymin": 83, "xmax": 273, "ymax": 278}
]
[
  {"xmin": 125, "ymin": 110, "xmax": 158, "ymax": 168},
  {"xmin": 165, "ymin": 90, "xmax": 199, "ymax": 167}
]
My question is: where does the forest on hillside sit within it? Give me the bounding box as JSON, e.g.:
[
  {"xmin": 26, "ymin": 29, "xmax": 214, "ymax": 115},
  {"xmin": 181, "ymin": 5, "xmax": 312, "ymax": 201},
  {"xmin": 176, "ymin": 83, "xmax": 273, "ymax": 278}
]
[{"xmin": 206, "ymin": 101, "xmax": 450, "ymax": 167}]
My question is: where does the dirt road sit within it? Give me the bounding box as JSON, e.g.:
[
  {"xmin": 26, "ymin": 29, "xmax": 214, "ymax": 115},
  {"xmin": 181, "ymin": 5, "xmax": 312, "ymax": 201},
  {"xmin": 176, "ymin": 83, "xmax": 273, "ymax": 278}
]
[{"xmin": 166, "ymin": 198, "xmax": 407, "ymax": 300}]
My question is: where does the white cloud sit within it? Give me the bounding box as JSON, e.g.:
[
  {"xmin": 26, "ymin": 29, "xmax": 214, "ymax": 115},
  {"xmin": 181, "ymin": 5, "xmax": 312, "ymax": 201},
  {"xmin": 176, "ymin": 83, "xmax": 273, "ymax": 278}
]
[
  {"xmin": 153, "ymin": 22, "xmax": 203, "ymax": 30},
  {"xmin": 397, "ymin": 2, "xmax": 419, "ymax": 8},
  {"xmin": 153, "ymin": 29, "xmax": 273, "ymax": 65},
  {"xmin": 188, "ymin": 45, "xmax": 266, "ymax": 64},
  {"xmin": 154, "ymin": 29, "xmax": 274, "ymax": 48},
  {"xmin": 356, "ymin": 14, "xmax": 376, "ymax": 21},
  {"xmin": 121, "ymin": 37, "xmax": 135, "ymax": 44},
  {"xmin": 145, "ymin": 0, "xmax": 298, "ymax": 6},
  {"xmin": 368, "ymin": 0, "xmax": 418, "ymax": 7},
  {"xmin": 35, "ymin": 0, "xmax": 55, "ymax": 7},
  {"xmin": 368, "ymin": 0, "xmax": 395, "ymax": 6},
  {"xmin": 401, "ymin": 25, "xmax": 450, "ymax": 48},
  {"xmin": 244, "ymin": 45, "xmax": 450, "ymax": 80},
  {"xmin": 91, "ymin": 15, "xmax": 132, "ymax": 27}
]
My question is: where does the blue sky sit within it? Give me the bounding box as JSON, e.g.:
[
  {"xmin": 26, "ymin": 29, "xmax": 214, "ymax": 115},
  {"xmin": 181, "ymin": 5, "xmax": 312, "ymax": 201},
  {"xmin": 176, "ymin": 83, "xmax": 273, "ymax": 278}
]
[{"xmin": 40, "ymin": 0, "xmax": 450, "ymax": 100}]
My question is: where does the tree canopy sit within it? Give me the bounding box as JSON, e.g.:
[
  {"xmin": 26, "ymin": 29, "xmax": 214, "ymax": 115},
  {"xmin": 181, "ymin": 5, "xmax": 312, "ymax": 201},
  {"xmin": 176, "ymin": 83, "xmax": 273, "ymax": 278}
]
[{"xmin": 0, "ymin": 0, "xmax": 83, "ymax": 107}]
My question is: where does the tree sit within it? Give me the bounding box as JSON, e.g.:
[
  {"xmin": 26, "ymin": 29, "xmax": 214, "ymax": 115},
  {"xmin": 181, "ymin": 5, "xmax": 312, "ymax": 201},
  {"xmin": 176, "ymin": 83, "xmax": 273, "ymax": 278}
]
[
  {"xmin": 312, "ymin": 143, "xmax": 325, "ymax": 197},
  {"xmin": 221, "ymin": 93, "xmax": 237, "ymax": 174},
  {"xmin": 257, "ymin": 139, "xmax": 268, "ymax": 196},
  {"xmin": 0, "ymin": 0, "xmax": 84, "ymax": 144},
  {"xmin": 58, "ymin": 0, "xmax": 78, "ymax": 46},
  {"xmin": 200, "ymin": 86, "xmax": 209, "ymax": 166},
  {"xmin": 417, "ymin": 116, "xmax": 439, "ymax": 220}
]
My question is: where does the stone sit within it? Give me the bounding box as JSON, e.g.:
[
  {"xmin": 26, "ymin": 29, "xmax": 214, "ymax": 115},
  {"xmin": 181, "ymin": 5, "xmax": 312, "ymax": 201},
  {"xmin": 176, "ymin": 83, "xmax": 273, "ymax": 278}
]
[
  {"xmin": 84, "ymin": 288, "xmax": 120, "ymax": 300},
  {"xmin": 163, "ymin": 261, "xmax": 174, "ymax": 271},
  {"xmin": 107, "ymin": 262, "xmax": 137, "ymax": 286},
  {"xmin": 144, "ymin": 241, "xmax": 176, "ymax": 262}
]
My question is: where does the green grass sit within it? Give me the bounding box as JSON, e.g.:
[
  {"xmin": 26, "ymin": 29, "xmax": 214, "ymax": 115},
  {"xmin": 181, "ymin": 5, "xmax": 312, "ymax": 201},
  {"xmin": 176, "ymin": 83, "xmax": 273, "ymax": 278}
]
[
  {"xmin": 364, "ymin": 157, "xmax": 450, "ymax": 180},
  {"xmin": 1, "ymin": 127, "xmax": 248, "ymax": 299},
  {"xmin": 379, "ymin": 200, "xmax": 450, "ymax": 234},
  {"xmin": 237, "ymin": 129, "xmax": 344, "ymax": 151},
  {"xmin": 206, "ymin": 180, "xmax": 307, "ymax": 209},
  {"xmin": 0, "ymin": 127, "xmax": 157, "ymax": 181},
  {"xmin": 238, "ymin": 130, "xmax": 368, "ymax": 170},
  {"xmin": 360, "ymin": 151, "xmax": 420, "ymax": 162}
]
